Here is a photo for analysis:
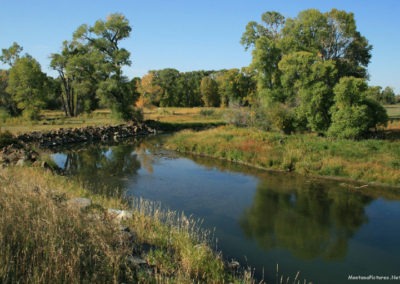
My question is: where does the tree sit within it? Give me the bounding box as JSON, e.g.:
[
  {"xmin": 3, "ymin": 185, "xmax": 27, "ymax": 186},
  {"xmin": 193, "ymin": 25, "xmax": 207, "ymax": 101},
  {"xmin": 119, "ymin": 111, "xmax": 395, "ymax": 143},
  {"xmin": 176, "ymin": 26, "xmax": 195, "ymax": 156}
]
[
  {"xmin": 138, "ymin": 72, "xmax": 163, "ymax": 107},
  {"xmin": 242, "ymin": 9, "xmax": 374, "ymax": 135},
  {"xmin": 151, "ymin": 69, "xmax": 181, "ymax": 107},
  {"xmin": 216, "ymin": 68, "xmax": 256, "ymax": 107},
  {"xmin": 381, "ymin": 87, "xmax": 396, "ymax": 104},
  {"xmin": 278, "ymin": 52, "xmax": 338, "ymax": 132},
  {"xmin": 6, "ymin": 56, "xmax": 47, "ymax": 119},
  {"xmin": 50, "ymin": 41, "xmax": 100, "ymax": 116},
  {"xmin": 0, "ymin": 70, "xmax": 18, "ymax": 116},
  {"xmin": 328, "ymin": 77, "xmax": 388, "ymax": 139},
  {"xmin": 200, "ymin": 77, "xmax": 220, "ymax": 107},
  {"xmin": 282, "ymin": 9, "xmax": 372, "ymax": 78},
  {"xmin": 51, "ymin": 13, "xmax": 137, "ymax": 120},
  {"xmin": 0, "ymin": 42, "xmax": 23, "ymax": 67}
]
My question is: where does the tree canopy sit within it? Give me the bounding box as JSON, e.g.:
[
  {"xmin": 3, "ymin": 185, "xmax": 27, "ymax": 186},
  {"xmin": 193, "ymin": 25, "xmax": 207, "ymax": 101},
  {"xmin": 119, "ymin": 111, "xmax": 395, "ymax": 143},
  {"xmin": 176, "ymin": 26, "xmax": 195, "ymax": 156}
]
[
  {"xmin": 50, "ymin": 13, "xmax": 138, "ymax": 120},
  {"xmin": 242, "ymin": 9, "xmax": 386, "ymax": 137}
]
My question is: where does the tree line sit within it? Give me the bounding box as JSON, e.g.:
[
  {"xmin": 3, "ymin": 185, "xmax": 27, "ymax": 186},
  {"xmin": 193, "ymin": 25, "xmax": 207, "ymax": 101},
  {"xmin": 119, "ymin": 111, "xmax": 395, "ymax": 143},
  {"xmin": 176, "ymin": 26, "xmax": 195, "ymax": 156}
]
[
  {"xmin": 0, "ymin": 9, "xmax": 398, "ymax": 138},
  {"xmin": 137, "ymin": 68, "xmax": 256, "ymax": 108}
]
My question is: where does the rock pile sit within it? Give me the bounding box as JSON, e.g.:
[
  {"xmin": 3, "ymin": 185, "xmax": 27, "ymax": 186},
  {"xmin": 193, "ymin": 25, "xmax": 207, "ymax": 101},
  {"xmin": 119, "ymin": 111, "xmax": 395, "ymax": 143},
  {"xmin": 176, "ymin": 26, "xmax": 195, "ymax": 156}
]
[
  {"xmin": 17, "ymin": 123, "xmax": 155, "ymax": 148},
  {"xmin": 0, "ymin": 143, "xmax": 39, "ymax": 167},
  {"xmin": 0, "ymin": 122, "xmax": 155, "ymax": 167}
]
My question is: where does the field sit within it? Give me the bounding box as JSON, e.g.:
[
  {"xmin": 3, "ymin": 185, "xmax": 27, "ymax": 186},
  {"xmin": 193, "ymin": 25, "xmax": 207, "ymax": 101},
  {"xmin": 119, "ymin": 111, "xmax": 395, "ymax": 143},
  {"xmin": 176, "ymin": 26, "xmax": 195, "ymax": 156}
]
[
  {"xmin": 0, "ymin": 107, "xmax": 226, "ymax": 135},
  {"xmin": 385, "ymin": 104, "xmax": 400, "ymax": 119}
]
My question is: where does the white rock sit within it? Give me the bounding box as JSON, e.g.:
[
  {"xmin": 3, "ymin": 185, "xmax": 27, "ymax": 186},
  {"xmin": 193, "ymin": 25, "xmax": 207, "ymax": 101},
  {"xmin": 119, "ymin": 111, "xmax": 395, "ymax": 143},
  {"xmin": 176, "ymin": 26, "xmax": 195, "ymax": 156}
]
[{"xmin": 107, "ymin": 208, "xmax": 133, "ymax": 221}]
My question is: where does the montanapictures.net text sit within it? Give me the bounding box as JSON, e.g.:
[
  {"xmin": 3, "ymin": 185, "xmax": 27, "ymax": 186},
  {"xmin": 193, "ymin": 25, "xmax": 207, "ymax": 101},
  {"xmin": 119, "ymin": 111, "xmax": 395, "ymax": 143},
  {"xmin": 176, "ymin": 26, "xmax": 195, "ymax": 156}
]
[{"xmin": 348, "ymin": 275, "xmax": 400, "ymax": 281}]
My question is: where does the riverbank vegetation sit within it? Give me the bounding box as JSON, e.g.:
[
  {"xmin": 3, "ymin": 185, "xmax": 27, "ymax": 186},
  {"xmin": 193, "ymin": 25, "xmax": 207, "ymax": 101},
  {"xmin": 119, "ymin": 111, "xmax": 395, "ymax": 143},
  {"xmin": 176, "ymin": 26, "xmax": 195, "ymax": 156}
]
[
  {"xmin": 164, "ymin": 125, "xmax": 400, "ymax": 187},
  {"xmin": 0, "ymin": 166, "xmax": 253, "ymax": 283}
]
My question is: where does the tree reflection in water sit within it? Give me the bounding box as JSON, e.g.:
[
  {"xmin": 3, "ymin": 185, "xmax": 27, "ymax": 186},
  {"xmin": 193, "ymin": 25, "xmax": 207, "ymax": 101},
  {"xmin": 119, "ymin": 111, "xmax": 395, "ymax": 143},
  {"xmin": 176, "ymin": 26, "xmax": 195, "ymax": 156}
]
[
  {"xmin": 59, "ymin": 142, "xmax": 141, "ymax": 197},
  {"xmin": 240, "ymin": 176, "xmax": 373, "ymax": 260}
]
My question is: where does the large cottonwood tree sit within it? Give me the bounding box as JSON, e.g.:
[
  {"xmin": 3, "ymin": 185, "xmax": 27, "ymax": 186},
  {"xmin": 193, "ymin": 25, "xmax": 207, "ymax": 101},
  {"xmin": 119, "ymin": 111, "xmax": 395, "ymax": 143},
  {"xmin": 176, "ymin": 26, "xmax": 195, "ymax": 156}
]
[
  {"xmin": 51, "ymin": 13, "xmax": 138, "ymax": 120},
  {"xmin": 242, "ymin": 9, "xmax": 383, "ymax": 137}
]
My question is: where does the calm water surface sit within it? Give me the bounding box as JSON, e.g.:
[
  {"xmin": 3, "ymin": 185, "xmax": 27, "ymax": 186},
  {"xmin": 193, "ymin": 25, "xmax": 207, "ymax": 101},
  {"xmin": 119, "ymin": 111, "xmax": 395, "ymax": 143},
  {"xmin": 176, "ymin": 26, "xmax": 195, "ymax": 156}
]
[{"xmin": 51, "ymin": 137, "xmax": 400, "ymax": 283}]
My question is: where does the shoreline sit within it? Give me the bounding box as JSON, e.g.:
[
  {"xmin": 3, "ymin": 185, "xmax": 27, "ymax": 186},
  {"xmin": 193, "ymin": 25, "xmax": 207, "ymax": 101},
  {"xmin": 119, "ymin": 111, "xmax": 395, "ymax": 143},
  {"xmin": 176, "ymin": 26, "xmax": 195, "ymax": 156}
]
[{"xmin": 162, "ymin": 125, "xmax": 400, "ymax": 188}]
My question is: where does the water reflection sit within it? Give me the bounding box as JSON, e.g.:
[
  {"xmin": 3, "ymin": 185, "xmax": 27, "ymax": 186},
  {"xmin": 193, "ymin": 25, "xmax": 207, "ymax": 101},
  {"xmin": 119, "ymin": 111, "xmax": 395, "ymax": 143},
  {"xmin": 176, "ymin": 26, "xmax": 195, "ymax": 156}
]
[
  {"xmin": 51, "ymin": 139, "xmax": 400, "ymax": 283},
  {"xmin": 240, "ymin": 176, "xmax": 373, "ymax": 260},
  {"xmin": 53, "ymin": 141, "xmax": 142, "ymax": 196}
]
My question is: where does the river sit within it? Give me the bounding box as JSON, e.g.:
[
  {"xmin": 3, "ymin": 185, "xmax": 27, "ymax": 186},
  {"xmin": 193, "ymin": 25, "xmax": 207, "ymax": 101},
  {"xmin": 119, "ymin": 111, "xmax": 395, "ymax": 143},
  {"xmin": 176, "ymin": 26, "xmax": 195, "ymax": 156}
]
[{"xmin": 50, "ymin": 136, "xmax": 400, "ymax": 283}]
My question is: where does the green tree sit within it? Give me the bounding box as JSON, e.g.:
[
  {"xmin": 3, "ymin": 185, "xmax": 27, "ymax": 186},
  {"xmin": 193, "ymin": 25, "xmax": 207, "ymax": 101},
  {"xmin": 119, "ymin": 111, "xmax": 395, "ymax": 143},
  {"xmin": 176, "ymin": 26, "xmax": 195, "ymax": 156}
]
[
  {"xmin": 0, "ymin": 70, "xmax": 18, "ymax": 116},
  {"xmin": 51, "ymin": 40, "xmax": 101, "ymax": 117},
  {"xmin": 242, "ymin": 9, "xmax": 373, "ymax": 135},
  {"xmin": 52, "ymin": 13, "xmax": 137, "ymax": 120},
  {"xmin": 381, "ymin": 87, "xmax": 396, "ymax": 104},
  {"xmin": 151, "ymin": 69, "xmax": 181, "ymax": 107},
  {"xmin": 282, "ymin": 9, "xmax": 372, "ymax": 78},
  {"xmin": 278, "ymin": 52, "xmax": 338, "ymax": 132},
  {"xmin": 328, "ymin": 77, "xmax": 388, "ymax": 139},
  {"xmin": 0, "ymin": 42, "xmax": 23, "ymax": 67},
  {"xmin": 6, "ymin": 56, "xmax": 47, "ymax": 119},
  {"xmin": 216, "ymin": 68, "xmax": 256, "ymax": 107},
  {"xmin": 200, "ymin": 77, "xmax": 220, "ymax": 107}
]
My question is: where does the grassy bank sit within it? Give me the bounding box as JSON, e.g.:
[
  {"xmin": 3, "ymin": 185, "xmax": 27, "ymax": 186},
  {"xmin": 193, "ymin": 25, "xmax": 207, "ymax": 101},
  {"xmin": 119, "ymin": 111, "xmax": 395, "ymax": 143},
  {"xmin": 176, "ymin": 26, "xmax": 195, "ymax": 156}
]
[
  {"xmin": 163, "ymin": 125, "xmax": 400, "ymax": 187},
  {"xmin": 0, "ymin": 166, "xmax": 252, "ymax": 283}
]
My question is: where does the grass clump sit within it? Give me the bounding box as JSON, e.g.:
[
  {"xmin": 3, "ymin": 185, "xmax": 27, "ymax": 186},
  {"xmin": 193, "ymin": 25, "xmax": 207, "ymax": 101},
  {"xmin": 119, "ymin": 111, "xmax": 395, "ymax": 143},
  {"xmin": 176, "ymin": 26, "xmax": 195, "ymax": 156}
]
[{"xmin": 0, "ymin": 166, "xmax": 253, "ymax": 283}]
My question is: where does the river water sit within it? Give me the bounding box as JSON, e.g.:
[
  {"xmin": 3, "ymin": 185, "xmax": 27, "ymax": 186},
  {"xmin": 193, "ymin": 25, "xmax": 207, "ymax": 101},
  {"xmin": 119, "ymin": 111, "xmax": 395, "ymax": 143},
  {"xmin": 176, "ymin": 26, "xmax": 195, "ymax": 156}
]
[{"xmin": 51, "ymin": 137, "xmax": 400, "ymax": 283}]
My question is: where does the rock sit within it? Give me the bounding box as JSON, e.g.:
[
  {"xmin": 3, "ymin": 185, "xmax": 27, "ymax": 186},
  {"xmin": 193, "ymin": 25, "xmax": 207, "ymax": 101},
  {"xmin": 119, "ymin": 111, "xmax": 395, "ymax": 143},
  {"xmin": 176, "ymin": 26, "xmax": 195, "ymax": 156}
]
[
  {"xmin": 107, "ymin": 208, "xmax": 133, "ymax": 221},
  {"xmin": 67, "ymin": 197, "xmax": 92, "ymax": 210},
  {"xmin": 227, "ymin": 260, "xmax": 240, "ymax": 271},
  {"xmin": 16, "ymin": 159, "xmax": 25, "ymax": 167}
]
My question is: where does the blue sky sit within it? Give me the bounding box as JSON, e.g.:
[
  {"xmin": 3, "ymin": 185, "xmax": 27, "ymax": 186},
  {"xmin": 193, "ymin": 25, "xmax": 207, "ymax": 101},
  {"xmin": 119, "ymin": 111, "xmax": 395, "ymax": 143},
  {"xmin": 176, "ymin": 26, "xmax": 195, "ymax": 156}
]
[{"xmin": 0, "ymin": 0, "xmax": 399, "ymax": 91}]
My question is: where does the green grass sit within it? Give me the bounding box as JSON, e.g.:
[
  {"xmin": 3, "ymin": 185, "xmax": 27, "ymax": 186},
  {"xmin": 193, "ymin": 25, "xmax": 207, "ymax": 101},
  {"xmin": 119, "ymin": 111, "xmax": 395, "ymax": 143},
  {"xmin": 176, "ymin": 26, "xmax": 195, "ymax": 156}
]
[
  {"xmin": 164, "ymin": 125, "xmax": 400, "ymax": 187},
  {"xmin": 0, "ymin": 166, "xmax": 253, "ymax": 283}
]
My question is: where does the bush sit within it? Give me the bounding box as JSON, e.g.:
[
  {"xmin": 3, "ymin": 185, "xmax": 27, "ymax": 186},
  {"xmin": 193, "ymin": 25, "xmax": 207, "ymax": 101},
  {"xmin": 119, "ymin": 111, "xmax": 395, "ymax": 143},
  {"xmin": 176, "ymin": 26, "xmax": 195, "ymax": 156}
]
[
  {"xmin": 224, "ymin": 106, "xmax": 252, "ymax": 127},
  {"xmin": 0, "ymin": 108, "xmax": 10, "ymax": 123},
  {"xmin": 328, "ymin": 77, "xmax": 389, "ymax": 139}
]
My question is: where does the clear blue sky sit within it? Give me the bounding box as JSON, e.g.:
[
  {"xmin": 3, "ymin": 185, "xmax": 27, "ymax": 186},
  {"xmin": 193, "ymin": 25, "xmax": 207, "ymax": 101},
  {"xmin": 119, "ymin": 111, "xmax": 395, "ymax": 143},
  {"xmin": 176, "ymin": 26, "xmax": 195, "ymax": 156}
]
[{"xmin": 0, "ymin": 0, "xmax": 399, "ymax": 91}]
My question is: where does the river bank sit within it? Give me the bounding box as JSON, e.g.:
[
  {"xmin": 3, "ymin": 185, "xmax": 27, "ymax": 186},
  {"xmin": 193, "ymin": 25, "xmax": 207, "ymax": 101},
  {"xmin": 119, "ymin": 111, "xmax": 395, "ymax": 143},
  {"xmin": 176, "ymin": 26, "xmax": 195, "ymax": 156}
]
[
  {"xmin": 163, "ymin": 125, "xmax": 400, "ymax": 187},
  {"xmin": 0, "ymin": 123, "xmax": 254, "ymax": 283}
]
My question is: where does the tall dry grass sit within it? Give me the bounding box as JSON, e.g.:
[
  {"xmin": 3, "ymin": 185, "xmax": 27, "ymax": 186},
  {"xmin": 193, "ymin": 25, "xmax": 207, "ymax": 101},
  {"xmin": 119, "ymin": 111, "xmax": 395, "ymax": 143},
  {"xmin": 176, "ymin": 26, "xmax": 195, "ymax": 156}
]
[
  {"xmin": 0, "ymin": 167, "xmax": 133, "ymax": 283},
  {"xmin": 0, "ymin": 167, "xmax": 254, "ymax": 283}
]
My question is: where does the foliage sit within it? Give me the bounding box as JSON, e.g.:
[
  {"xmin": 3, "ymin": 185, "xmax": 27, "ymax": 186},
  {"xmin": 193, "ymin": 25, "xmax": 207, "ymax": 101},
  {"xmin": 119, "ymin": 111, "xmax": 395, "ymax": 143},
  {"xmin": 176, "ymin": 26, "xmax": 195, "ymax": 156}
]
[
  {"xmin": 366, "ymin": 86, "xmax": 396, "ymax": 105},
  {"xmin": 242, "ymin": 9, "xmax": 379, "ymax": 137},
  {"xmin": 328, "ymin": 77, "xmax": 388, "ymax": 139},
  {"xmin": 215, "ymin": 68, "xmax": 257, "ymax": 106},
  {"xmin": 51, "ymin": 13, "xmax": 139, "ymax": 120},
  {"xmin": 200, "ymin": 76, "xmax": 220, "ymax": 107},
  {"xmin": 0, "ymin": 42, "xmax": 23, "ymax": 67},
  {"xmin": 6, "ymin": 56, "xmax": 47, "ymax": 120}
]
